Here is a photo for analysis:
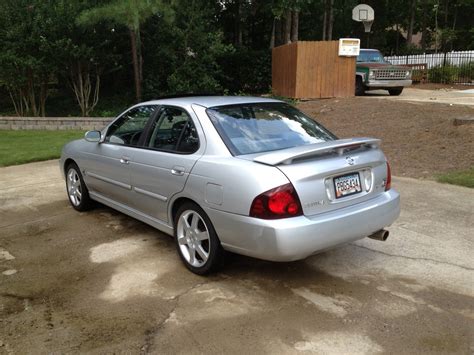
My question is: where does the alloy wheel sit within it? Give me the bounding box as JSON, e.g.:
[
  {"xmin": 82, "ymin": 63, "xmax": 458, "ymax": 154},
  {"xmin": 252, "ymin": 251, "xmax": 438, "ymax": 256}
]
[
  {"xmin": 67, "ymin": 168, "xmax": 82, "ymax": 207},
  {"xmin": 176, "ymin": 210, "xmax": 211, "ymax": 268}
]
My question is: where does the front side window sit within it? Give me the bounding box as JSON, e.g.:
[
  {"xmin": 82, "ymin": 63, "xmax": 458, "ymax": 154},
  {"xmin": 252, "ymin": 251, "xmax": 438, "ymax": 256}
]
[
  {"xmin": 146, "ymin": 107, "xmax": 199, "ymax": 153},
  {"xmin": 206, "ymin": 103, "xmax": 336, "ymax": 155},
  {"xmin": 105, "ymin": 105, "xmax": 157, "ymax": 146}
]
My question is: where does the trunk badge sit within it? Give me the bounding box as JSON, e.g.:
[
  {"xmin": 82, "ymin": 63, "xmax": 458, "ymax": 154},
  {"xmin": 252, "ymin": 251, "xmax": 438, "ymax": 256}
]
[{"xmin": 346, "ymin": 156, "xmax": 355, "ymax": 165}]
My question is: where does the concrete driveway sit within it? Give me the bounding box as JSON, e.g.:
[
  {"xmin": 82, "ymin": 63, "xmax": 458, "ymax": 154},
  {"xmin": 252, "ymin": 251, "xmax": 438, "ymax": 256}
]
[
  {"xmin": 366, "ymin": 87, "xmax": 474, "ymax": 106},
  {"xmin": 1, "ymin": 160, "xmax": 473, "ymax": 353}
]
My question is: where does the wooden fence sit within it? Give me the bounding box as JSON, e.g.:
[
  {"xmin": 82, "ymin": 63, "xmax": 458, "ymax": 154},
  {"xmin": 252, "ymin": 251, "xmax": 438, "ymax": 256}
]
[{"xmin": 272, "ymin": 41, "xmax": 356, "ymax": 99}]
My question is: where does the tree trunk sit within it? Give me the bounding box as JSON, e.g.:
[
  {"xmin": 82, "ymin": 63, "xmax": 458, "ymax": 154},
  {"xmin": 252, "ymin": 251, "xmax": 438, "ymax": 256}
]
[
  {"xmin": 130, "ymin": 28, "xmax": 142, "ymax": 102},
  {"xmin": 40, "ymin": 81, "xmax": 47, "ymax": 117},
  {"xmin": 407, "ymin": 0, "xmax": 417, "ymax": 44},
  {"xmin": 395, "ymin": 24, "xmax": 400, "ymax": 54},
  {"xmin": 284, "ymin": 9, "xmax": 291, "ymax": 44},
  {"xmin": 70, "ymin": 62, "xmax": 101, "ymax": 117},
  {"xmin": 327, "ymin": 0, "xmax": 334, "ymax": 40},
  {"xmin": 235, "ymin": 0, "xmax": 242, "ymax": 46},
  {"xmin": 291, "ymin": 10, "xmax": 299, "ymax": 42},
  {"xmin": 420, "ymin": 0, "xmax": 427, "ymax": 50},
  {"xmin": 27, "ymin": 69, "xmax": 38, "ymax": 117},
  {"xmin": 444, "ymin": 0, "xmax": 449, "ymax": 26},
  {"xmin": 322, "ymin": 0, "xmax": 328, "ymax": 40},
  {"xmin": 275, "ymin": 18, "xmax": 282, "ymax": 46},
  {"xmin": 434, "ymin": 1, "xmax": 439, "ymax": 52},
  {"xmin": 136, "ymin": 29, "xmax": 143, "ymax": 90},
  {"xmin": 270, "ymin": 17, "xmax": 276, "ymax": 48},
  {"xmin": 450, "ymin": 1, "xmax": 457, "ymax": 51}
]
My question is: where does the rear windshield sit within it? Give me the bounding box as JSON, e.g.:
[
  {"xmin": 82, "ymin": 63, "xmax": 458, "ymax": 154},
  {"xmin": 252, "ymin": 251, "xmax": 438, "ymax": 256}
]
[{"xmin": 206, "ymin": 103, "xmax": 336, "ymax": 155}]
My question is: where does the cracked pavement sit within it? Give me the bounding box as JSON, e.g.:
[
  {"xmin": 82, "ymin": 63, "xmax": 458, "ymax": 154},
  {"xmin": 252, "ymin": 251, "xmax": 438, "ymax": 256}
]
[{"xmin": 0, "ymin": 160, "xmax": 473, "ymax": 353}]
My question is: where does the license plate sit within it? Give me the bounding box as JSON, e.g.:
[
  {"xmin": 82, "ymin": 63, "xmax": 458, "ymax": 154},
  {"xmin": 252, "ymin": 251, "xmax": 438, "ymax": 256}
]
[{"xmin": 334, "ymin": 173, "xmax": 362, "ymax": 199}]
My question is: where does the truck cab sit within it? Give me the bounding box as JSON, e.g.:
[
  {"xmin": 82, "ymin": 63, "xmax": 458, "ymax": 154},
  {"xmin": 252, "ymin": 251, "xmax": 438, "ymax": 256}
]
[{"xmin": 356, "ymin": 49, "xmax": 412, "ymax": 96}]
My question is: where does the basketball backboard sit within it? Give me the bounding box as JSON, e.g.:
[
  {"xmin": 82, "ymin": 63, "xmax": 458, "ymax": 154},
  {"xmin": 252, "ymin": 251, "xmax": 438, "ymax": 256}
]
[{"xmin": 352, "ymin": 4, "xmax": 374, "ymax": 22}]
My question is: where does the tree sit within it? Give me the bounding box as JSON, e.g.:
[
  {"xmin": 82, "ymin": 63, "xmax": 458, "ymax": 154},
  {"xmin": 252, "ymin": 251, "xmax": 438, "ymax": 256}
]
[
  {"xmin": 270, "ymin": 0, "xmax": 307, "ymax": 48},
  {"xmin": 407, "ymin": 0, "xmax": 418, "ymax": 44},
  {"xmin": 77, "ymin": 0, "xmax": 173, "ymax": 103},
  {"xmin": 0, "ymin": 0, "xmax": 63, "ymax": 116},
  {"xmin": 322, "ymin": 0, "xmax": 334, "ymax": 40}
]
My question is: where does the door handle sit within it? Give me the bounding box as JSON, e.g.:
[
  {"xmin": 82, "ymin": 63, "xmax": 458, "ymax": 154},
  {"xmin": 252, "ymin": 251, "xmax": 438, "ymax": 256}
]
[
  {"xmin": 171, "ymin": 166, "xmax": 185, "ymax": 176},
  {"xmin": 120, "ymin": 156, "xmax": 130, "ymax": 165}
]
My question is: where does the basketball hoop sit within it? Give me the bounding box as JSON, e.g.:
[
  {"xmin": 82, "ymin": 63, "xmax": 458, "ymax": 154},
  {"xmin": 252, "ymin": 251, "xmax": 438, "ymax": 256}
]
[
  {"xmin": 363, "ymin": 20, "xmax": 374, "ymax": 33},
  {"xmin": 352, "ymin": 4, "xmax": 375, "ymax": 33}
]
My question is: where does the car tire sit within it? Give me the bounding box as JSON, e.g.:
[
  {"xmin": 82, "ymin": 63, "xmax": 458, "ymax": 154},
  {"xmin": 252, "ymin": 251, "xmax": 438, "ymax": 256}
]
[
  {"xmin": 174, "ymin": 202, "xmax": 223, "ymax": 275},
  {"xmin": 65, "ymin": 162, "xmax": 93, "ymax": 212},
  {"xmin": 355, "ymin": 77, "xmax": 365, "ymax": 96},
  {"xmin": 388, "ymin": 88, "xmax": 403, "ymax": 96}
]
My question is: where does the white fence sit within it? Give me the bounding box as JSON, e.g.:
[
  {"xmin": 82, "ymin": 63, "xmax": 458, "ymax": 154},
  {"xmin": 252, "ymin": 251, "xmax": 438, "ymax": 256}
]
[{"xmin": 385, "ymin": 51, "xmax": 474, "ymax": 69}]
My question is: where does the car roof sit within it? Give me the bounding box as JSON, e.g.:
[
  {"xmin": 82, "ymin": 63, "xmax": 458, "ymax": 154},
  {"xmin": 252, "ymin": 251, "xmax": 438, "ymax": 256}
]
[{"xmin": 140, "ymin": 96, "xmax": 282, "ymax": 108}]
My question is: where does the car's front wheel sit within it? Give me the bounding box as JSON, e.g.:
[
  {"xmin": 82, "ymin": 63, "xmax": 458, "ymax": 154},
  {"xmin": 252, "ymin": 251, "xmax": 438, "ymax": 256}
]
[
  {"xmin": 174, "ymin": 202, "xmax": 223, "ymax": 275},
  {"xmin": 65, "ymin": 163, "xmax": 93, "ymax": 211},
  {"xmin": 388, "ymin": 87, "xmax": 403, "ymax": 96}
]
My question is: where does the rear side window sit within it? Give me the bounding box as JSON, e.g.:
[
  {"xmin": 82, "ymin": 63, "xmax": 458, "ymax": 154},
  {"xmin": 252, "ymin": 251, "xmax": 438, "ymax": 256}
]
[
  {"xmin": 145, "ymin": 107, "xmax": 199, "ymax": 154},
  {"xmin": 206, "ymin": 103, "xmax": 336, "ymax": 155}
]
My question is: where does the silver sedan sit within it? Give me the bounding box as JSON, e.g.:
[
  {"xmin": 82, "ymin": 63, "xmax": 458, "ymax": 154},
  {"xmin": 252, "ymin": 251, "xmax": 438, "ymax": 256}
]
[{"xmin": 60, "ymin": 96, "xmax": 400, "ymax": 274}]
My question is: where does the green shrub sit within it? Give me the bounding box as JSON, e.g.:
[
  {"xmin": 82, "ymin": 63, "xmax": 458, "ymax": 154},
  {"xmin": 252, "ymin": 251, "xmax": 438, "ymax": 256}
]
[
  {"xmin": 428, "ymin": 65, "xmax": 459, "ymax": 83},
  {"xmin": 428, "ymin": 62, "xmax": 473, "ymax": 84}
]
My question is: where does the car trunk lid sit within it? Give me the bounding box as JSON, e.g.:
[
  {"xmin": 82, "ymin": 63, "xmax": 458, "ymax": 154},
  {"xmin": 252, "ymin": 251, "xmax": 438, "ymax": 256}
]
[{"xmin": 244, "ymin": 138, "xmax": 389, "ymax": 216}]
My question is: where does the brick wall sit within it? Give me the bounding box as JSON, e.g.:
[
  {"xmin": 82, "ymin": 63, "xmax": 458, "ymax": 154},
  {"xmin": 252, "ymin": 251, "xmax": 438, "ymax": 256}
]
[{"xmin": 0, "ymin": 117, "xmax": 113, "ymax": 130}]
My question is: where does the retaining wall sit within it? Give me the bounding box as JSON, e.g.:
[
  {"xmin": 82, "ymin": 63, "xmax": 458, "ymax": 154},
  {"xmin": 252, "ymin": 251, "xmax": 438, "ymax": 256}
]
[{"xmin": 0, "ymin": 117, "xmax": 113, "ymax": 130}]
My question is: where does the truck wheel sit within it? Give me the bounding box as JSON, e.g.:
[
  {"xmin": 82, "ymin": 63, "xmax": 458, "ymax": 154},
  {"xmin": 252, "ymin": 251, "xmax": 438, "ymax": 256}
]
[
  {"xmin": 388, "ymin": 88, "xmax": 403, "ymax": 96},
  {"xmin": 355, "ymin": 77, "xmax": 365, "ymax": 96}
]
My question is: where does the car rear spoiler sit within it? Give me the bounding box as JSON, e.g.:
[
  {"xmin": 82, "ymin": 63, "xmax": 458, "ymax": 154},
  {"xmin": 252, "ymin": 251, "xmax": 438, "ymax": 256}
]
[{"xmin": 253, "ymin": 138, "xmax": 381, "ymax": 166}]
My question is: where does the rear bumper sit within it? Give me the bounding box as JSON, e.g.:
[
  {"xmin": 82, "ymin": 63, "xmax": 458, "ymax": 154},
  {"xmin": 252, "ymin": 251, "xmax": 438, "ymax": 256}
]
[
  {"xmin": 206, "ymin": 189, "xmax": 400, "ymax": 262},
  {"xmin": 366, "ymin": 79, "xmax": 412, "ymax": 88}
]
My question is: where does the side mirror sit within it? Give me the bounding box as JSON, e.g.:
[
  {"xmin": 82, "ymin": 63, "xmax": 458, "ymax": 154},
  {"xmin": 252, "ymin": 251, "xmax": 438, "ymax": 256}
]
[{"xmin": 84, "ymin": 130, "xmax": 102, "ymax": 143}]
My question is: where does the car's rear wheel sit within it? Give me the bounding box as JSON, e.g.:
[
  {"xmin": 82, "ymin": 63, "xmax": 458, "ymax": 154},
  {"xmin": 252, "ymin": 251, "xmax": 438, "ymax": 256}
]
[
  {"xmin": 388, "ymin": 87, "xmax": 403, "ymax": 96},
  {"xmin": 174, "ymin": 202, "xmax": 223, "ymax": 275},
  {"xmin": 66, "ymin": 163, "xmax": 93, "ymax": 211},
  {"xmin": 355, "ymin": 76, "xmax": 365, "ymax": 96}
]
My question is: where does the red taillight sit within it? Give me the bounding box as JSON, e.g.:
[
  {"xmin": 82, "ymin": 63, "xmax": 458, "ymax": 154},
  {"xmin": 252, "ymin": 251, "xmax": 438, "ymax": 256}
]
[
  {"xmin": 250, "ymin": 183, "xmax": 303, "ymax": 219},
  {"xmin": 385, "ymin": 161, "xmax": 392, "ymax": 191}
]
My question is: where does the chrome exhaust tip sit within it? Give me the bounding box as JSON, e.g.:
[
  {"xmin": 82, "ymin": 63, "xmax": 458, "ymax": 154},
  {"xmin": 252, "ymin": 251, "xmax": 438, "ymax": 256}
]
[{"xmin": 368, "ymin": 229, "xmax": 389, "ymax": 241}]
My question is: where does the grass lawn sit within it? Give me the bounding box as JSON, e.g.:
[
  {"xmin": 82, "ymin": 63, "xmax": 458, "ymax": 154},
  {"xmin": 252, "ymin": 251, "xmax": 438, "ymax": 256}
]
[
  {"xmin": 437, "ymin": 168, "xmax": 474, "ymax": 189},
  {"xmin": 0, "ymin": 130, "xmax": 84, "ymax": 167}
]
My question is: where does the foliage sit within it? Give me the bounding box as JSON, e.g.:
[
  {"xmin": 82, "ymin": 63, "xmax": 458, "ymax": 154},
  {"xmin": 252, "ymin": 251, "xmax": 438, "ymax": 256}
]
[
  {"xmin": 0, "ymin": 130, "xmax": 84, "ymax": 167},
  {"xmin": 143, "ymin": 0, "xmax": 233, "ymax": 97},
  {"xmin": 428, "ymin": 63, "xmax": 474, "ymax": 84},
  {"xmin": 165, "ymin": 0, "xmax": 233, "ymax": 94},
  {"xmin": 0, "ymin": 0, "xmax": 473, "ymax": 117},
  {"xmin": 218, "ymin": 48, "xmax": 271, "ymax": 94},
  {"xmin": 77, "ymin": 0, "xmax": 174, "ymax": 102},
  {"xmin": 437, "ymin": 168, "xmax": 474, "ymax": 189},
  {"xmin": 0, "ymin": 0, "xmax": 64, "ymax": 116}
]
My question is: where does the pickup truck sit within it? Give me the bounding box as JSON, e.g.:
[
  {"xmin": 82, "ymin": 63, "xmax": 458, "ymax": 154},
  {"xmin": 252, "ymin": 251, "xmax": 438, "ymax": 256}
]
[{"xmin": 356, "ymin": 49, "xmax": 412, "ymax": 96}]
